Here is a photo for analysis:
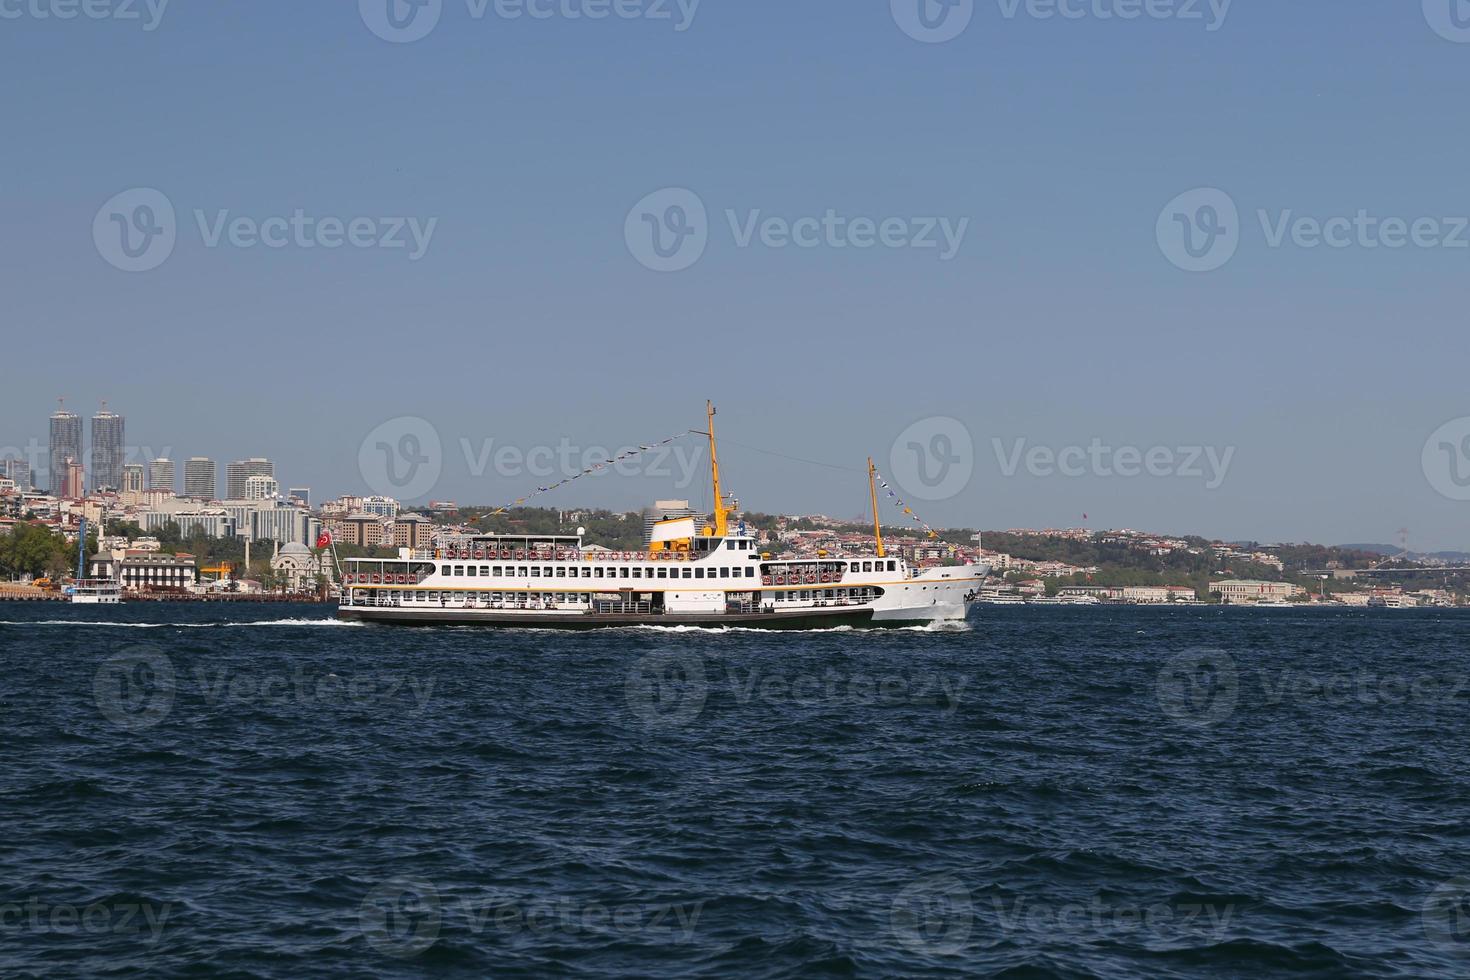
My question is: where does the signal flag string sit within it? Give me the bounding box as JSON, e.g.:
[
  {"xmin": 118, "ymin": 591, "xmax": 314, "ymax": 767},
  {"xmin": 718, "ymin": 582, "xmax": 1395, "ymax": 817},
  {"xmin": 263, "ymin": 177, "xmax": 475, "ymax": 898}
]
[
  {"xmin": 871, "ymin": 469, "xmax": 942, "ymax": 540},
  {"xmin": 484, "ymin": 430, "xmax": 696, "ymax": 516}
]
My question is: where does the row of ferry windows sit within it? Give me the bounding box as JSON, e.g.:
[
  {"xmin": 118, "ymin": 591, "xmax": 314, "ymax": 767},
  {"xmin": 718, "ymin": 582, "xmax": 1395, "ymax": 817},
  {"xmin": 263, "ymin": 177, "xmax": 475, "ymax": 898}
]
[
  {"xmin": 443, "ymin": 564, "xmax": 757, "ymax": 580},
  {"xmin": 437, "ymin": 560, "xmax": 898, "ymax": 578}
]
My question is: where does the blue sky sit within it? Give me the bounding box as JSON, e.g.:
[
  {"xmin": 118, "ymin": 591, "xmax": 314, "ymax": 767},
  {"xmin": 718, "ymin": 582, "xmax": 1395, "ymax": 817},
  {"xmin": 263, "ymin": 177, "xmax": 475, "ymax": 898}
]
[{"xmin": 3, "ymin": 1, "xmax": 1469, "ymax": 549}]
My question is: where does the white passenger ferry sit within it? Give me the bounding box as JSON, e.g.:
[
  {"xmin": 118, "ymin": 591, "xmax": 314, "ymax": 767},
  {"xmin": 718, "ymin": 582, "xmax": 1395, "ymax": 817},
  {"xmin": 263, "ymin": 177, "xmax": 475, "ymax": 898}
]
[{"xmin": 337, "ymin": 405, "xmax": 987, "ymax": 629}]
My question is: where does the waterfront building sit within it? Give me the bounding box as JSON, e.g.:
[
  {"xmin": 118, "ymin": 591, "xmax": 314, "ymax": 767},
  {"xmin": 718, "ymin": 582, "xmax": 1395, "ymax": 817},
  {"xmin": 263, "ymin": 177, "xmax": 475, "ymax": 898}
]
[
  {"xmin": 270, "ymin": 542, "xmax": 331, "ymax": 592},
  {"xmin": 49, "ymin": 402, "xmax": 82, "ymax": 496},
  {"xmin": 90, "ymin": 404, "xmax": 125, "ymax": 492},
  {"xmin": 121, "ymin": 463, "xmax": 145, "ymax": 493},
  {"xmin": 148, "ymin": 458, "xmax": 176, "ymax": 493},
  {"xmin": 1211, "ymin": 579, "xmax": 1305, "ymax": 603},
  {"xmin": 90, "ymin": 549, "xmax": 199, "ymax": 593},
  {"xmin": 183, "ymin": 457, "xmax": 217, "ymax": 500},
  {"xmin": 226, "ymin": 458, "xmax": 274, "ymax": 502}
]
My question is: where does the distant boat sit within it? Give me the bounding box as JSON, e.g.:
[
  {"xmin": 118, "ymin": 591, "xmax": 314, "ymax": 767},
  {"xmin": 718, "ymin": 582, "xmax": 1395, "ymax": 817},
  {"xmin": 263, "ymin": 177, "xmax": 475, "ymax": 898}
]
[{"xmin": 67, "ymin": 579, "xmax": 122, "ymax": 604}]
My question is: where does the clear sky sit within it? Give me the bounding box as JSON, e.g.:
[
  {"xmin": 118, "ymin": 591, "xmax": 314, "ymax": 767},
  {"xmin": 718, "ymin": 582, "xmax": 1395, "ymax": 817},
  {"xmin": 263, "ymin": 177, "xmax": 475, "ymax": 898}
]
[{"xmin": 3, "ymin": 1, "xmax": 1468, "ymax": 549}]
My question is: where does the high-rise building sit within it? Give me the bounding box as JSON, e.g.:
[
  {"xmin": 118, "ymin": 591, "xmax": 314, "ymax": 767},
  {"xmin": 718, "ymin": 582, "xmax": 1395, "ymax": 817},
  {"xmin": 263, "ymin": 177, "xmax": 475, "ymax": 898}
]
[
  {"xmin": 62, "ymin": 458, "xmax": 86, "ymax": 500},
  {"xmin": 90, "ymin": 404, "xmax": 125, "ymax": 492},
  {"xmin": 1, "ymin": 457, "xmax": 32, "ymax": 490},
  {"xmin": 287, "ymin": 487, "xmax": 311, "ymax": 507},
  {"xmin": 243, "ymin": 474, "xmax": 279, "ymax": 500},
  {"xmin": 148, "ymin": 458, "xmax": 176, "ymax": 493},
  {"xmin": 121, "ymin": 463, "xmax": 145, "ymax": 493},
  {"xmin": 226, "ymin": 458, "xmax": 274, "ymax": 501},
  {"xmin": 49, "ymin": 401, "xmax": 82, "ymax": 496},
  {"xmin": 183, "ymin": 457, "xmax": 217, "ymax": 500}
]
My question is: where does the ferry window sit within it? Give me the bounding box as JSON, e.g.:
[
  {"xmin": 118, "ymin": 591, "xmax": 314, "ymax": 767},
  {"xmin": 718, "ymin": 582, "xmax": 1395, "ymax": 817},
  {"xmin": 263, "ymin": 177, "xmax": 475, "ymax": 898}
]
[
  {"xmin": 454, "ymin": 566, "xmax": 464, "ymax": 576},
  {"xmin": 657, "ymin": 568, "xmax": 667, "ymax": 579},
  {"xmin": 441, "ymin": 564, "xmax": 452, "ymax": 574},
  {"xmin": 530, "ymin": 567, "xmax": 540, "ymax": 577},
  {"xmin": 720, "ymin": 569, "xmax": 729, "ymax": 578},
  {"xmin": 491, "ymin": 566, "xmax": 500, "ymax": 576},
  {"xmin": 682, "ymin": 568, "xmax": 692, "ymax": 578},
  {"xmin": 594, "ymin": 568, "xmax": 603, "ymax": 578},
  {"xmin": 745, "ymin": 568, "xmax": 754, "ymax": 577},
  {"xmin": 542, "ymin": 567, "xmax": 552, "ymax": 577},
  {"xmin": 632, "ymin": 568, "xmax": 642, "ymax": 578},
  {"xmin": 619, "ymin": 568, "xmax": 629, "ymax": 578},
  {"xmin": 888, "ymin": 560, "xmax": 897, "ymax": 571},
  {"xmin": 582, "ymin": 568, "xmax": 591, "ymax": 578},
  {"xmin": 468, "ymin": 567, "xmax": 477, "ymax": 577},
  {"xmin": 694, "ymin": 568, "xmax": 704, "ymax": 579},
  {"xmin": 556, "ymin": 568, "xmax": 566, "ymax": 578}
]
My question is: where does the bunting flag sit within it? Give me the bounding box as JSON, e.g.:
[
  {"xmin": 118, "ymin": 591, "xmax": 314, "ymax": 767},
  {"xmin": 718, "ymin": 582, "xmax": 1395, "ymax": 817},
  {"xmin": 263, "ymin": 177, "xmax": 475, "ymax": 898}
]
[
  {"xmin": 871, "ymin": 469, "xmax": 942, "ymax": 539},
  {"xmin": 484, "ymin": 431, "xmax": 695, "ymax": 517}
]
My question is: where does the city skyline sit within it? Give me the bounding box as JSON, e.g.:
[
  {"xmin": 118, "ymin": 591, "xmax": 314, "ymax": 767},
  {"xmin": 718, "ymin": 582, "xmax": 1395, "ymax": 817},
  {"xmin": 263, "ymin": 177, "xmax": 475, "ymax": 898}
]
[{"xmin": 3, "ymin": 5, "xmax": 1469, "ymax": 548}]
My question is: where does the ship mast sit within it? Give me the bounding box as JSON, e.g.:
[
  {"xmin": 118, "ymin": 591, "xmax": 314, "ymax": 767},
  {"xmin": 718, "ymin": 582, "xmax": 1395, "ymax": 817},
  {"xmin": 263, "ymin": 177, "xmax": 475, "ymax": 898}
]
[
  {"xmin": 705, "ymin": 400, "xmax": 730, "ymax": 536},
  {"xmin": 868, "ymin": 457, "xmax": 886, "ymax": 559}
]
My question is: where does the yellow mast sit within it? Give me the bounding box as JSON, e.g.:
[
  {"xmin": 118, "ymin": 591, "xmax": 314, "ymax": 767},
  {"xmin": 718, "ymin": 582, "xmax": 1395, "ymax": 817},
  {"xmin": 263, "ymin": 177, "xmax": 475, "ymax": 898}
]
[
  {"xmin": 868, "ymin": 457, "xmax": 886, "ymax": 558},
  {"xmin": 706, "ymin": 400, "xmax": 730, "ymax": 536}
]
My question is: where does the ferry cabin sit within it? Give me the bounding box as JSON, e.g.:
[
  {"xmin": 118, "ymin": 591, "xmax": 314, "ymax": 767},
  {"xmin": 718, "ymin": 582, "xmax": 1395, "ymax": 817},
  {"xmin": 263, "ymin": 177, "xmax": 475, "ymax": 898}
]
[{"xmin": 339, "ymin": 531, "xmax": 915, "ymax": 617}]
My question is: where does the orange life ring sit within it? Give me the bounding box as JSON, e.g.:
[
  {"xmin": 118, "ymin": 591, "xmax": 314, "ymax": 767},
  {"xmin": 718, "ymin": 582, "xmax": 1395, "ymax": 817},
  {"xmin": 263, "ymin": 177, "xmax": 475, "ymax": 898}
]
[
  {"xmin": 821, "ymin": 573, "xmax": 831, "ymax": 583},
  {"xmin": 806, "ymin": 573, "xmax": 817, "ymax": 584},
  {"xmin": 762, "ymin": 576, "xmax": 772, "ymax": 586}
]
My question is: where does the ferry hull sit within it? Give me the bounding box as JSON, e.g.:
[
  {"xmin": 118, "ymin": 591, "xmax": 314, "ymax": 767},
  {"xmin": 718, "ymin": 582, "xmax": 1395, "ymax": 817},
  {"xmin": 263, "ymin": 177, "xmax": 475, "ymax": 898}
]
[{"xmin": 336, "ymin": 604, "xmax": 966, "ymax": 631}]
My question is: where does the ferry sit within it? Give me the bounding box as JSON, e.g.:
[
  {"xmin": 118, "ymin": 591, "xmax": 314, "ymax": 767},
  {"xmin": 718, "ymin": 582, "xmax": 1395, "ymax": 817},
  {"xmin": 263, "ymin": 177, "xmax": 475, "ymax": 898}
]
[
  {"xmin": 336, "ymin": 404, "xmax": 988, "ymax": 629},
  {"xmin": 66, "ymin": 579, "xmax": 122, "ymax": 604}
]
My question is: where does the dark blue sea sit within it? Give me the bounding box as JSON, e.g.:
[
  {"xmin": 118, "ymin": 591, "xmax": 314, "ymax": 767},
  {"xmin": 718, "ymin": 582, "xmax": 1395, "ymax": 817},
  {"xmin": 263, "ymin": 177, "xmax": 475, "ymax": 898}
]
[{"xmin": 3, "ymin": 603, "xmax": 1469, "ymax": 978}]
